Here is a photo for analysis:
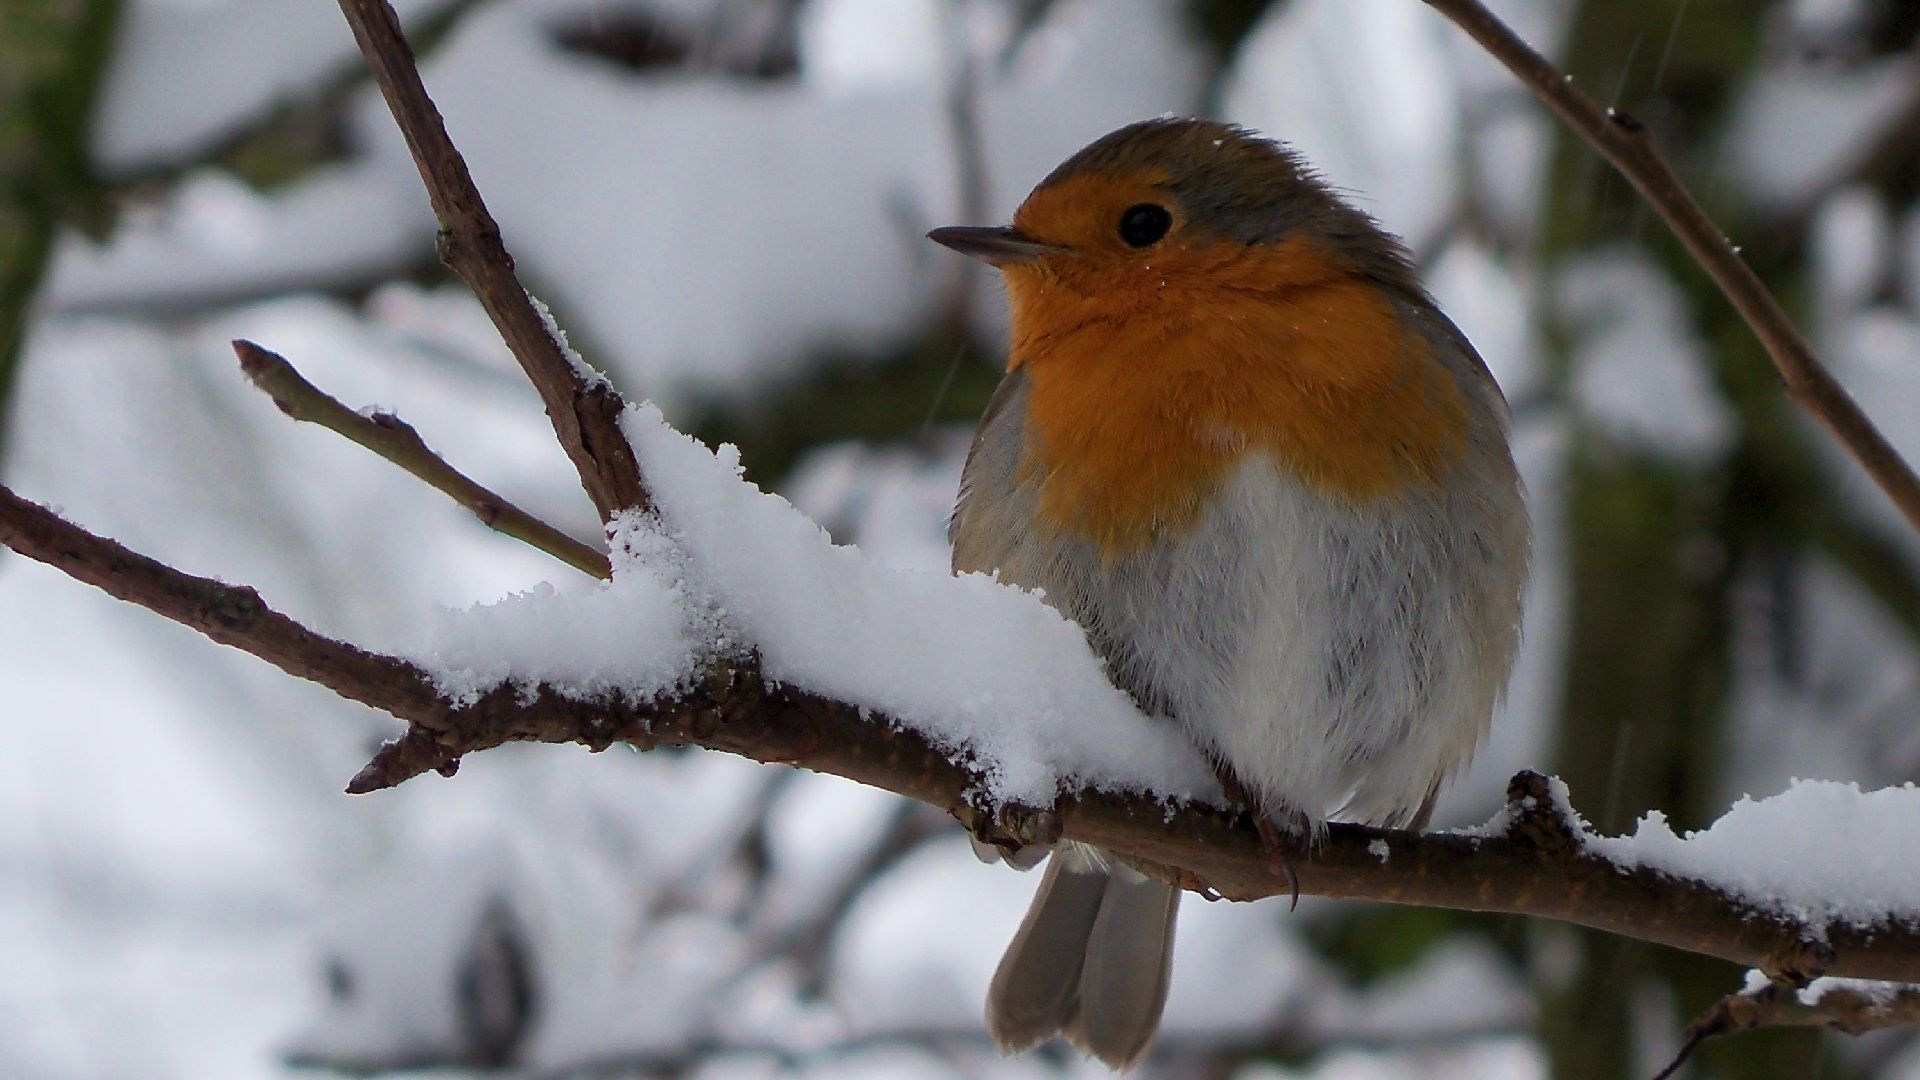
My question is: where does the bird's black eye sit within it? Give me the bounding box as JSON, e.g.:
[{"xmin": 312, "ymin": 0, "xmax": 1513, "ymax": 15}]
[{"xmin": 1117, "ymin": 203, "xmax": 1172, "ymax": 247}]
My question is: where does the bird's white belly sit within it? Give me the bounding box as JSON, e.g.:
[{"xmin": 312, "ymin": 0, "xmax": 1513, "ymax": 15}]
[{"xmin": 1041, "ymin": 455, "xmax": 1507, "ymax": 827}]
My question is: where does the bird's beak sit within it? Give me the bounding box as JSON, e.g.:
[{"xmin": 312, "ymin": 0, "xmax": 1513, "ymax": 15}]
[{"xmin": 927, "ymin": 225, "xmax": 1061, "ymax": 267}]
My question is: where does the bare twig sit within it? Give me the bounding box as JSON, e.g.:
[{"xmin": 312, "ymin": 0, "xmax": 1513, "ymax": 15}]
[
  {"xmin": 335, "ymin": 0, "xmax": 649, "ymax": 522},
  {"xmin": 4, "ymin": 484, "xmax": 1920, "ymax": 985},
  {"xmin": 1421, "ymin": 0, "xmax": 1920, "ymax": 539},
  {"xmin": 233, "ymin": 339, "xmax": 610, "ymax": 580},
  {"xmin": 0, "ymin": 485, "xmax": 443, "ymax": 719},
  {"xmin": 1653, "ymin": 978, "xmax": 1920, "ymax": 1079}
]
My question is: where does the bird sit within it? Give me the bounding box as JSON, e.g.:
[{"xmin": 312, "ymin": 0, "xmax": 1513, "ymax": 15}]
[{"xmin": 929, "ymin": 118, "xmax": 1530, "ymax": 1070}]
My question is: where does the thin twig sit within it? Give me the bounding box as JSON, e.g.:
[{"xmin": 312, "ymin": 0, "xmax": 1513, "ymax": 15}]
[
  {"xmin": 1653, "ymin": 979, "xmax": 1920, "ymax": 1079},
  {"xmin": 335, "ymin": 0, "xmax": 650, "ymax": 522},
  {"xmin": 1421, "ymin": 0, "xmax": 1920, "ymax": 539},
  {"xmin": 4, "ymin": 484, "xmax": 1920, "ymax": 985},
  {"xmin": 233, "ymin": 339, "xmax": 610, "ymax": 580}
]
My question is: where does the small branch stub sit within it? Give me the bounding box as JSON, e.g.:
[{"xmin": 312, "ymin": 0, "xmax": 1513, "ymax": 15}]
[{"xmin": 1502, "ymin": 769, "xmax": 1583, "ymax": 854}]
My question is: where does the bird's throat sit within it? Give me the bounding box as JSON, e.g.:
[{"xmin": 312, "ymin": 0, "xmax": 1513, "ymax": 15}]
[{"xmin": 1006, "ymin": 253, "xmax": 1469, "ymax": 555}]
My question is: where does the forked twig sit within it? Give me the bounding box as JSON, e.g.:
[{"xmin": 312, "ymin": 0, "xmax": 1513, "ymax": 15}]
[{"xmin": 335, "ymin": 0, "xmax": 650, "ymax": 523}]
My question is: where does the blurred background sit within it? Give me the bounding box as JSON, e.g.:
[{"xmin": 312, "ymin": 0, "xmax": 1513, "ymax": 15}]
[{"xmin": 3, "ymin": 0, "xmax": 1920, "ymax": 1076}]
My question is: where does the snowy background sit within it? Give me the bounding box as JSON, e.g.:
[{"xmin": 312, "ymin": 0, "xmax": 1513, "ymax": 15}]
[{"xmin": 4, "ymin": 0, "xmax": 1920, "ymax": 1077}]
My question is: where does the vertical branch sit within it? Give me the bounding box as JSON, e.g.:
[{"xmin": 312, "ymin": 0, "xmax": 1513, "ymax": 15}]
[
  {"xmin": 335, "ymin": 0, "xmax": 650, "ymax": 522},
  {"xmin": 1420, "ymin": 0, "xmax": 1920, "ymax": 539}
]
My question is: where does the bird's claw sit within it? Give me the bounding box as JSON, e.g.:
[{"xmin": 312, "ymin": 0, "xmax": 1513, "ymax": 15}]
[
  {"xmin": 1249, "ymin": 808, "xmax": 1302, "ymax": 910},
  {"xmin": 1213, "ymin": 763, "xmax": 1304, "ymax": 909}
]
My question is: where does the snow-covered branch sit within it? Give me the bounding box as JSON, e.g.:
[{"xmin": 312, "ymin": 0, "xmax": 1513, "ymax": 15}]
[
  {"xmin": 6, "ymin": 4, "xmax": 1918, "ymax": 1072},
  {"xmin": 3, "ymin": 481, "xmax": 1919, "ymax": 992},
  {"xmin": 1656, "ymin": 976, "xmax": 1920, "ymax": 1079}
]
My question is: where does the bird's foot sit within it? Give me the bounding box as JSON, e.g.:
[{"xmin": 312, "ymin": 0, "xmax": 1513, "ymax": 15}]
[
  {"xmin": 1211, "ymin": 763, "xmax": 1306, "ymax": 910},
  {"xmin": 1249, "ymin": 807, "xmax": 1302, "ymax": 911}
]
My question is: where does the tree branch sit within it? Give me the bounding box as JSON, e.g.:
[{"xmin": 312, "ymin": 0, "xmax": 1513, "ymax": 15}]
[
  {"xmin": 233, "ymin": 339, "xmax": 610, "ymax": 580},
  {"xmin": 1421, "ymin": 0, "xmax": 1920, "ymax": 539},
  {"xmin": 1654, "ymin": 978, "xmax": 1920, "ymax": 1079},
  {"xmin": 4, "ymin": 482, "xmax": 1919, "ymax": 985},
  {"xmin": 335, "ymin": 0, "xmax": 649, "ymax": 522},
  {"xmin": 0, "ymin": 485, "xmax": 443, "ymax": 720}
]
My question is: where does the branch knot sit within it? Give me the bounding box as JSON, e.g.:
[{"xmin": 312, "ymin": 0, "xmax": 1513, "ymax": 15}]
[
  {"xmin": 1503, "ymin": 769, "xmax": 1583, "ymax": 855},
  {"xmin": 204, "ymin": 584, "xmax": 267, "ymax": 631}
]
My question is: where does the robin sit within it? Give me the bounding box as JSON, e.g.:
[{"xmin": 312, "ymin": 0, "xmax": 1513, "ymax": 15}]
[{"xmin": 929, "ymin": 118, "xmax": 1529, "ymax": 1069}]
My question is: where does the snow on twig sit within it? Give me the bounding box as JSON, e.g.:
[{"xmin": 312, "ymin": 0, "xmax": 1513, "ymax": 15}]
[{"xmin": 4, "ymin": 480, "xmax": 1920, "ymax": 991}]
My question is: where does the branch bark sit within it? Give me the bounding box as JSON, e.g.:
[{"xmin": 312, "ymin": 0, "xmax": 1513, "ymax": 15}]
[
  {"xmin": 1655, "ymin": 979, "xmax": 1920, "ymax": 1079},
  {"xmin": 0, "ymin": 485, "xmax": 443, "ymax": 720},
  {"xmin": 336, "ymin": 0, "xmax": 649, "ymax": 523},
  {"xmin": 3, "ymin": 481, "xmax": 1919, "ymax": 986},
  {"xmin": 234, "ymin": 339, "xmax": 610, "ymax": 580},
  {"xmin": 1421, "ymin": 0, "xmax": 1920, "ymax": 539}
]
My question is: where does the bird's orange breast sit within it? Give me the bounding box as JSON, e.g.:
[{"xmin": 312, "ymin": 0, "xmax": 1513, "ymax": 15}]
[{"xmin": 1003, "ymin": 237, "xmax": 1469, "ymax": 555}]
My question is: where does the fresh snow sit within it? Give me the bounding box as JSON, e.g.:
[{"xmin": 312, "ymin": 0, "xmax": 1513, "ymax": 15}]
[
  {"xmin": 414, "ymin": 401, "xmax": 1221, "ymax": 809},
  {"xmin": 1494, "ymin": 775, "xmax": 1920, "ymax": 929},
  {"xmin": 1588, "ymin": 779, "xmax": 1920, "ymax": 927},
  {"xmin": 1737, "ymin": 968, "xmax": 1917, "ymax": 1009},
  {"xmin": 1796, "ymin": 975, "xmax": 1917, "ymax": 1005},
  {"xmin": 417, "ymin": 525, "xmax": 716, "ymax": 708},
  {"xmin": 421, "ymin": 398, "xmax": 1920, "ymax": 932}
]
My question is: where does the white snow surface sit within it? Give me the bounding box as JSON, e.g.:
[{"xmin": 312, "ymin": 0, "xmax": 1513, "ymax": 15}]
[
  {"xmin": 1729, "ymin": 56, "xmax": 1919, "ymax": 209},
  {"xmin": 414, "ymin": 402, "xmax": 1220, "ymax": 809},
  {"xmin": 1583, "ymin": 778, "xmax": 1920, "ymax": 928},
  {"xmin": 419, "ymin": 526, "xmax": 717, "ymax": 708},
  {"xmin": 1797, "ymin": 975, "xmax": 1918, "ymax": 1005}
]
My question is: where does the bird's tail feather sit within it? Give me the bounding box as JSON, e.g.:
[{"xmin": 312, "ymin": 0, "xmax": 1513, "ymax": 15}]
[{"xmin": 986, "ymin": 844, "xmax": 1180, "ymax": 1071}]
